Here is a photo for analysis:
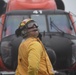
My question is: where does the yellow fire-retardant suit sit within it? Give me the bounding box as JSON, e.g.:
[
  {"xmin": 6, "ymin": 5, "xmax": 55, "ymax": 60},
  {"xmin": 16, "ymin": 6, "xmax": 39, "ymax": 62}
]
[{"xmin": 15, "ymin": 37, "xmax": 54, "ymax": 75}]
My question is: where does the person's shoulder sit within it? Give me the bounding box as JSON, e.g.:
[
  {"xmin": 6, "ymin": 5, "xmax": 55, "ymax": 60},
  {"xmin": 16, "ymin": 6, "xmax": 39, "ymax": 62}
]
[
  {"xmin": 20, "ymin": 37, "xmax": 41, "ymax": 47},
  {"xmin": 29, "ymin": 40, "xmax": 42, "ymax": 48}
]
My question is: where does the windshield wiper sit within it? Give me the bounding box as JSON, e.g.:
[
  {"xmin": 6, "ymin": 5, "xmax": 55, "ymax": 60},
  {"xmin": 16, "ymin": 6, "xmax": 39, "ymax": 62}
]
[{"xmin": 50, "ymin": 17, "xmax": 65, "ymax": 35}]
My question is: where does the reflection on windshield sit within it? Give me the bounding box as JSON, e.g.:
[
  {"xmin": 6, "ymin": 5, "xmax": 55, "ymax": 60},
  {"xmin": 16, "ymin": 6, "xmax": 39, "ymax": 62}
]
[{"xmin": 2, "ymin": 14, "xmax": 75, "ymax": 37}]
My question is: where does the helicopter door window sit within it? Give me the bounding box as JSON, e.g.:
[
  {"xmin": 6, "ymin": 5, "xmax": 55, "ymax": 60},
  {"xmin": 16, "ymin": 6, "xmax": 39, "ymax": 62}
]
[{"xmin": 31, "ymin": 15, "xmax": 47, "ymax": 32}]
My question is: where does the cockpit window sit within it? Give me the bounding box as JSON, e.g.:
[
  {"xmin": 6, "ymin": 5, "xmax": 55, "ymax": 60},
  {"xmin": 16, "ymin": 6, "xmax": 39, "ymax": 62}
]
[
  {"xmin": 2, "ymin": 15, "xmax": 47, "ymax": 37},
  {"xmin": 3, "ymin": 15, "xmax": 29, "ymax": 37},
  {"xmin": 47, "ymin": 14, "xmax": 75, "ymax": 35},
  {"xmin": 2, "ymin": 13, "xmax": 75, "ymax": 38},
  {"xmin": 31, "ymin": 15, "xmax": 47, "ymax": 32}
]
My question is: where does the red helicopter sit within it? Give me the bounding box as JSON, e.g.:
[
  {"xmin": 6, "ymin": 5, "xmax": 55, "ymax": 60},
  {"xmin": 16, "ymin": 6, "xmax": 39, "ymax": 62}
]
[{"xmin": 0, "ymin": 0, "xmax": 76, "ymax": 75}]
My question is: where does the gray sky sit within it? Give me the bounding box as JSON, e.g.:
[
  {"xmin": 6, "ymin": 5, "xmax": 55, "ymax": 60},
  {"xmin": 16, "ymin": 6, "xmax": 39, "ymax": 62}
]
[
  {"xmin": 63, "ymin": 0, "xmax": 76, "ymax": 14},
  {"xmin": 4, "ymin": 0, "xmax": 76, "ymax": 15}
]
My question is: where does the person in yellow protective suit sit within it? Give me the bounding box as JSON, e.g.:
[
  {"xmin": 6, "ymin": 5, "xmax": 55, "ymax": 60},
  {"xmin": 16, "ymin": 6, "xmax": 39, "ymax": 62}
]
[{"xmin": 15, "ymin": 18, "xmax": 54, "ymax": 75}]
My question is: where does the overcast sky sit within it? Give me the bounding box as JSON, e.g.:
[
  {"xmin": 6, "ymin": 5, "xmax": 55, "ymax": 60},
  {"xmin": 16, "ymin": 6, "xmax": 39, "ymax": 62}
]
[
  {"xmin": 63, "ymin": 0, "xmax": 76, "ymax": 14},
  {"xmin": 4, "ymin": 0, "xmax": 76, "ymax": 15}
]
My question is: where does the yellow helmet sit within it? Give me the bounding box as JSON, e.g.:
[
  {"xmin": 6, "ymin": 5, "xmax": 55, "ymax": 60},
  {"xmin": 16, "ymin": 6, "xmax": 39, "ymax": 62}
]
[
  {"xmin": 19, "ymin": 18, "xmax": 35, "ymax": 30},
  {"xmin": 15, "ymin": 18, "xmax": 35, "ymax": 37}
]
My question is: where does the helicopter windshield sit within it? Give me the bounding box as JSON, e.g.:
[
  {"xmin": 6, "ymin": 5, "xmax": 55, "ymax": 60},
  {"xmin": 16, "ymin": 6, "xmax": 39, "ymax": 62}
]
[{"xmin": 2, "ymin": 13, "xmax": 75, "ymax": 38}]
